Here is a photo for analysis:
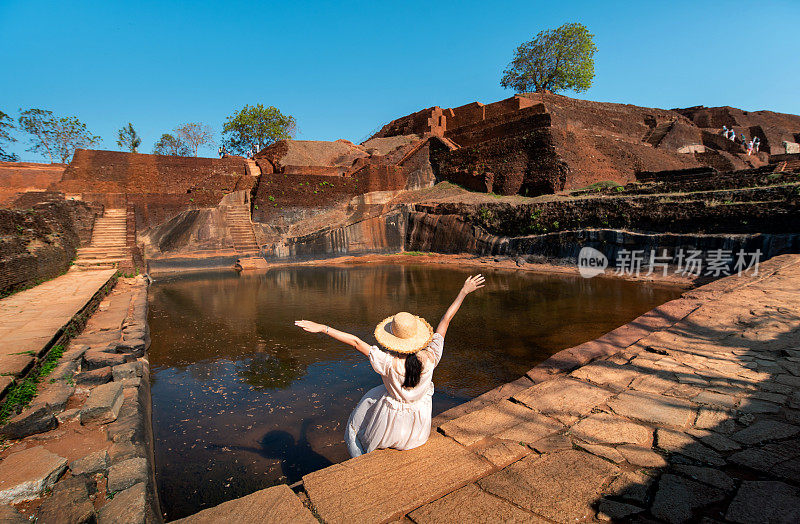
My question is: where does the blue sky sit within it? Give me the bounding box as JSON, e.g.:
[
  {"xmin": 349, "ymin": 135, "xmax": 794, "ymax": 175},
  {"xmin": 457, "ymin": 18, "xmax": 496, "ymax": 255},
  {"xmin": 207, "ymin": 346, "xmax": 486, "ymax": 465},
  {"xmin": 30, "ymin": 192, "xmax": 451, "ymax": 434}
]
[{"xmin": 2, "ymin": 0, "xmax": 799, "ymax": 161}]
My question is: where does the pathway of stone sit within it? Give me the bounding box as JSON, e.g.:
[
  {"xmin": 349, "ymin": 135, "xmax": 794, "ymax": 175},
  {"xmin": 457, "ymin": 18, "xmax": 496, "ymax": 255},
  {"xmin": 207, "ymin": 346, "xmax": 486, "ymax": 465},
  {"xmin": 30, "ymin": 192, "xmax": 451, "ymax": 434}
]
[
  {"xmin": 0, "ymin": 269, "xmax": 117, "ymax": 399},
  {"xmin": 179, "ymin": 254, "xmax": 800, "ymax": 524}
]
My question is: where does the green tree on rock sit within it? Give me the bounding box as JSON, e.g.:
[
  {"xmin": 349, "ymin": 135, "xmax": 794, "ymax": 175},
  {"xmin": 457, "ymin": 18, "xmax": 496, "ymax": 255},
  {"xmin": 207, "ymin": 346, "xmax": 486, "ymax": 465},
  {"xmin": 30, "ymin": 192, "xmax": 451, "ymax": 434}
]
[
  {"xmin": 152, "ymin": 133, "xmax": 191, "ymax": 156},
  {"xmin": 0, "ymin": 110, "xmax": 19, "ymax": 162},
  {"xmin": 116, "ymin": 122, "xmax": 142, "ymax": 153},
  {"xmin": 501, "ymin": 23, "xmax": 597, "ymax": 94},
  {"xmin": 174, "ymin": 122, "xmax": 214, "ymax": 157},
  {"xmin": 17, "ymin": 108, "xmax": 101, "ymax": 163},
  {"xmin": 222, "ymin": 104, "xmax": 296, "ymax": 156}
]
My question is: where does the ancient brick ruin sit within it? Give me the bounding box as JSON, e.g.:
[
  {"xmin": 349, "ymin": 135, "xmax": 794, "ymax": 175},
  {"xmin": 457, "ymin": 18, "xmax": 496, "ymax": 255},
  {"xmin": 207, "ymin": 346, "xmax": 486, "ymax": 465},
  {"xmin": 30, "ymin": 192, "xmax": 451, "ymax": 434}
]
[{"xmin": 0, "ymin": 93, "xmax": 799, "ymax": 274}]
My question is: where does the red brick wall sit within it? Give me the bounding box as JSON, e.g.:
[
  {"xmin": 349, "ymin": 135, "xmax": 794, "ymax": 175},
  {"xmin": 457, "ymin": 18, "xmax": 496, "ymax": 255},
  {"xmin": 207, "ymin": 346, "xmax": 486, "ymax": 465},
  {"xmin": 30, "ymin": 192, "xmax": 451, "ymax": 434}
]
[
  {"xmin": 447, "ymin": 102, "xmax": 485, "ymax": 130},
  {"xmin": 0, "ymin": 162, "xmax": 67, "ymax": 207},
  {"xmin": 252, "ymin": 164, "xmax": 408, "ymax": 223},
  {"xmin": 0, "ymin": 198, "xmax": 96, "ymax": 295},
  {"xmin": 54, "ymin": 149, "xmax": 256, "ymax": 229},
  {"xmin": 58, "ymin": 149, "xmax": 248, "ymax": 195},
  {"xmin": 483, "ymin": 96, "xmax": 536, "ymax": 120},
  {"xmin": 445, "ymin": 109, "xmax": 551, "ymax": 148}
]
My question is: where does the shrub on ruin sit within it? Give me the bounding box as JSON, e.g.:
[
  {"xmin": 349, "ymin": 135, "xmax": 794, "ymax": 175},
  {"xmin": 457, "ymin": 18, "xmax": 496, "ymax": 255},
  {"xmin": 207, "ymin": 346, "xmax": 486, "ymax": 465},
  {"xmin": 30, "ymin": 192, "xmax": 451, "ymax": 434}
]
[
  {"xmin": 222, "ymin": 104, "xmax": 296, "ymax": 156},
  {"xmin": 500, "ymin": 22, "xmax": 597, "ymax": 94},
  {"xmin": 174, "ymin": 122, "xmax": 214, "ymax": 157},
  {"xmin": 17, "ymin": 108, "xmax": 101, "ymax": 163},
  {"xmin": 116, "ymin": 122, "xmax": 142, "ymax": 153},
  {"xmin": 0, "ymin": 109, "xmax": 19, "ymax": 161},
  {"xmin": 152, "ymin": 133, "xmax": 191, "ymax": 156}
]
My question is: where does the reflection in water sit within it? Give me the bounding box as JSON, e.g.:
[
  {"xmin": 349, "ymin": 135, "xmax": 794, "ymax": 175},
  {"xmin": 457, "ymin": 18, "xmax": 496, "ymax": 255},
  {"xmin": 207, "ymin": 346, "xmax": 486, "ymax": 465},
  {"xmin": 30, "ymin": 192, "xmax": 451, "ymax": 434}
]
[{"xmin": 149, "ymin": 264, "xmax": 682, "ymax": 519}]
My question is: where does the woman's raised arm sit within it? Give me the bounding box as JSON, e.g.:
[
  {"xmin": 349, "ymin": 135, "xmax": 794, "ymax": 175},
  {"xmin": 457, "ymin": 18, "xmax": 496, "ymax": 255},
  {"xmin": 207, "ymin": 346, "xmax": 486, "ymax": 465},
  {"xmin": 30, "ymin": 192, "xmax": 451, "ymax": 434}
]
[
  {"xmin": 435, "ymin": 274, "xmax": 485, "ymax": 338},
  {"xmin": 294, "ymin": 320, "xmax": 372, "ymax": 356}
]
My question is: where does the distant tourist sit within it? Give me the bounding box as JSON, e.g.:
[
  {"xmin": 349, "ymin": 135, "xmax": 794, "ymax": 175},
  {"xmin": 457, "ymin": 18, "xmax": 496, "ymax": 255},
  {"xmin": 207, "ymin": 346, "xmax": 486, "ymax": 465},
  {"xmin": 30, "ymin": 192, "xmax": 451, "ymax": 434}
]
[
  {"xmin": 727, "ymin": 128, "xmax": 736, "ymax": 141},
  {"xmin": 753, "ymin": 137, "xmax": 761, "ymax": 153},
  {"xmin": 740, "ymin": 133, "xmax": 748, "ymax": 147},
  {"xmin": 218, "ymin": 146, "xmax": 224, "ymax": 158},
  {"xmin": 721, "ymin": 125, "xmax": 729, "ymax": 137},
  {"xmin": 295, "ymin": 275, "xmax": 486, "ymax": 457},
  {"xmin": 747, "ymin": 140, "xmax": 754, "ymax": 156}
]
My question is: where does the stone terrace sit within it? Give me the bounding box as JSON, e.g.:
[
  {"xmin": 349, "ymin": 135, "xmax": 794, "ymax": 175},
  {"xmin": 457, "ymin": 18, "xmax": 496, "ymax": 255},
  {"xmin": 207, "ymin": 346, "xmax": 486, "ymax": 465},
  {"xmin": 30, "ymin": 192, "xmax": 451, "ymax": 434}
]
[
  {"xmin": 0, "ymin": 269, "xmax": 117, "ymax": 400},
  {"xmin": 178, "ymin": 254, "xmax": 800, "ymax": 523},
  {"xmin": 0, "ymin": 276, "xmax": 156, "ymax": 522}
]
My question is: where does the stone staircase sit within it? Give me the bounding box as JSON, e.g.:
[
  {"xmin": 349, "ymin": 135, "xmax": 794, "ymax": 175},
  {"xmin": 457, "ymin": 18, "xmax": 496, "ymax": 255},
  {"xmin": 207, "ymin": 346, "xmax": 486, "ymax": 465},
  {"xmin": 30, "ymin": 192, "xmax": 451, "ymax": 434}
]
[
  {"xmin": 644, "ymin": 121, "xmax": 675, "ymax": 148},
  {"xmin": 245, "ymin": 159, "xmax": 261, "ymax": 177},
  {"xmin": 225, "ymin": 205, "xmax": 260, "ymax": 256},
  {"xmin": 74, "ymin": 208, "xmax": 132, "ymax": 270}
]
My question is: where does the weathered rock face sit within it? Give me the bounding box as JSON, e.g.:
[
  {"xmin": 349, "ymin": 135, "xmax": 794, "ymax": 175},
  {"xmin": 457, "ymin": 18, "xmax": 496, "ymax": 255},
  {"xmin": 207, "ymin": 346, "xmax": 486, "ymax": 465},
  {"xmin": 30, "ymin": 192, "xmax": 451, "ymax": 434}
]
[
  {"xmin": 405, "ymin": 198, "xmax": 800, "ymax": 263},
  {"xmin": 264, "ymin": 207, "xmax": 408, "ymax": 260},
  {"xmin": 431, "ymin": 124, "xmax": 568, "ymax": 196}
]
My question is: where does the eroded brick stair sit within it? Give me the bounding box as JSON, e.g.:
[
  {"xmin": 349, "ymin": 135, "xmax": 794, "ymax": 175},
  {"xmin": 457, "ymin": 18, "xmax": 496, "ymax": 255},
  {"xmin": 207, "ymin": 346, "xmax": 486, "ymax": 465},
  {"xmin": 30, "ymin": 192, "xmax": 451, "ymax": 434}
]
[
  {"xmin": 224, "ymin": 205, "xmax": 260, "ymax": 256},
  {"xmin": 74, "ymin": 208, "xmax": 132, "ymax": 270},
  {"xmin": 644, "ymin": 121, "xmax": 675, "ymax": 148}
]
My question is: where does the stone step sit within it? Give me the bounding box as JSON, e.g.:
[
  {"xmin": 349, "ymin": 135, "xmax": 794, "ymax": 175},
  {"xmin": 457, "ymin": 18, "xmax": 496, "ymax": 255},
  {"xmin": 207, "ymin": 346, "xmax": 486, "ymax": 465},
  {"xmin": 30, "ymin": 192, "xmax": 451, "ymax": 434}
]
[
  {"xmin": 75, "ymin": 257, "xmax": 131, "ymax": 265},
  {"xmin": 77, "ymin": 252, "xmax": 129, "ymax": 257}
]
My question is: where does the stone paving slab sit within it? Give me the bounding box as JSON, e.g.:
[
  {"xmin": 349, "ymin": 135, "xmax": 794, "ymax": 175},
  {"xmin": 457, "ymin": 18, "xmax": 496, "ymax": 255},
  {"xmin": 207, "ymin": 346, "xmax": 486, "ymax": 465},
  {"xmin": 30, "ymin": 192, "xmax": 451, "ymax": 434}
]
[
  {"xmin": 303, "ymin": 434, "xmax": 491, "ymax": 523},
  {"xmin": 174, "ymin": 484, "xmax": 317, "ymax": 524},
  {"xmin": 408, "ymin": 483, "xmax": 547, "ymax": 523},
  {"xmin": 513, "ymin": 377, "xmax": 614, "ymax": 418},
  {"xmin": 478, "ymin": 449, "xmax": 619, "ymax": 523},
  {"xmin": 0, "ymin": 269, "xmax": 116, "ymax": 393},
  {"xmin": 438, "ymin": 399, "xmax": 551, "ymax": 447},
  {"xmin": 0, "ymin": 446, "xmax": 67, "ymax": 504}
]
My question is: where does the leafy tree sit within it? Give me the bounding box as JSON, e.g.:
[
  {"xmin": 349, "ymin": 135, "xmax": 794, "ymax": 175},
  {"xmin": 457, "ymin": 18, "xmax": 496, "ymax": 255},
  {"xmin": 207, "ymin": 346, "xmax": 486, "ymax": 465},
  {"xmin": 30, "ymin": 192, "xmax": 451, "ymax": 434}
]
[
  {"xmin": 17, "ymin": 108, "xmax": 101, "ymax": 163},
  {"xmin": 152, "ymin": 133, "xmax": 191, "ymax": 156},
  {"xmin": 0, "ymin": 110, "xmax": 19, "ymax": 162},
  {"xmin": 174, "ymin": 122, "xmax": 214, "ymax": 157},
  {"xmin": 116, "ymin": 122, "xmax": 141, "ymax": 153},
  {"xmin": 500, "ymin": 23, "xmax": 597, "ymax": 94},
  {"xmin": 222, "ymin": 104, "xmax": 296, "ymax": 156}
]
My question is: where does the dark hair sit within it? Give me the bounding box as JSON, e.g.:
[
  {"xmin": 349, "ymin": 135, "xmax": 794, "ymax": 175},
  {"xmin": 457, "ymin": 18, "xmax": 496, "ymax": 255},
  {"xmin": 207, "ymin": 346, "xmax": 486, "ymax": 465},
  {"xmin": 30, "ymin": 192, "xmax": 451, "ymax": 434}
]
[{"xmin": 402, "ymin": 352, "xmax": 422, "ymax": 389}]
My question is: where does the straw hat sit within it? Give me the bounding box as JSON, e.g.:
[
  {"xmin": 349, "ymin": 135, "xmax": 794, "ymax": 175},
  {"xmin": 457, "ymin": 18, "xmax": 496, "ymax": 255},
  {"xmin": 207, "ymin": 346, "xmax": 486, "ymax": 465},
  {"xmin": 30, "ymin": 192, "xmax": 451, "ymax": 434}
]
[{"xmin": 374, "ymin": 312, "xmax": 433, "ymax": 354}]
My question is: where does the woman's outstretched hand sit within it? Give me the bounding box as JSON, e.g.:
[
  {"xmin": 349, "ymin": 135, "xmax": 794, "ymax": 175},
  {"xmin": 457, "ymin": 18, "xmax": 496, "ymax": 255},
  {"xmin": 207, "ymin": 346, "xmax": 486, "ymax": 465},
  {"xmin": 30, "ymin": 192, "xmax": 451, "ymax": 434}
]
[
  {"xmin": 461, "ymin": 274, "xmax": 486, "ymax": 295},
  {"xmin": 295, "ymin": 320, "xmax": 324, "ymax": 333}
]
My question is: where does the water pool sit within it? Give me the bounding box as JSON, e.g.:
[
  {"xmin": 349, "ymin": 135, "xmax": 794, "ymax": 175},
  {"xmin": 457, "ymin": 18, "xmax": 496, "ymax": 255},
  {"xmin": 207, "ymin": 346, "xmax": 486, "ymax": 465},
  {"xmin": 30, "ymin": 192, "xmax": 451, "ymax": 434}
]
[{"xmin": 148, "ymin": 264, "xmax": 682, "ymax": 519}]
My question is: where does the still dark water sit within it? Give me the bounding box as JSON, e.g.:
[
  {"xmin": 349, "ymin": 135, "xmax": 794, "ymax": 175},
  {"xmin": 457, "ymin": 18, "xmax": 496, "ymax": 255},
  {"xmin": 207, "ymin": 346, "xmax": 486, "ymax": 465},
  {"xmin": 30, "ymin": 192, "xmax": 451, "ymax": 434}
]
[{"xmin": 148, "ymin": 264, "xmax": 682, "ymax": 519}]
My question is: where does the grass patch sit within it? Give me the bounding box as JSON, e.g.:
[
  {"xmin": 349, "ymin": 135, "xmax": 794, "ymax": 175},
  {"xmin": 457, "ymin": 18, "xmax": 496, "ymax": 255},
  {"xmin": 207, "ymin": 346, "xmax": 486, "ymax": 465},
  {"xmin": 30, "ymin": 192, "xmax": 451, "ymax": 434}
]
[
  {"xmin": 399, "ymin": 251, "xmax": 432, "ymax": 256},
  {"xmin": 577, "ymin": 180, "xmax": 625, "ymax": 193},
  {"xmin": 116, "ymin": 268, "xmax": 140, "ymax": 279},
  {"xmin": 0, "ymin": 344, "xmax": 66, "ymax": 424}
]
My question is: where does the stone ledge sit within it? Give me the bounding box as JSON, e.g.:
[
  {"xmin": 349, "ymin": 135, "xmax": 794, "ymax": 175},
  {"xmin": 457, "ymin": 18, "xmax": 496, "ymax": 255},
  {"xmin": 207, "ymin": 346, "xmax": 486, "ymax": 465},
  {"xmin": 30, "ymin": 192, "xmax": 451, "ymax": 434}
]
[{"xmin": 173, "ymin": 484, "xmax": 317, "ymax": 524}]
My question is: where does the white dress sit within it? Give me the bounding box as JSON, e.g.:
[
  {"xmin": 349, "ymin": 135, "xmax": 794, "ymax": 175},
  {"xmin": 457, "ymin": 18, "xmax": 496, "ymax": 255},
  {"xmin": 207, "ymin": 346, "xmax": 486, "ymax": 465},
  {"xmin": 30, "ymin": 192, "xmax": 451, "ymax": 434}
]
[{"xmin": 345, "ymin": 333, "xmax": 444, "ymax": 457}]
